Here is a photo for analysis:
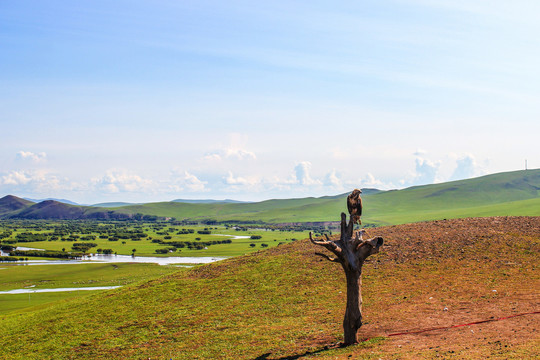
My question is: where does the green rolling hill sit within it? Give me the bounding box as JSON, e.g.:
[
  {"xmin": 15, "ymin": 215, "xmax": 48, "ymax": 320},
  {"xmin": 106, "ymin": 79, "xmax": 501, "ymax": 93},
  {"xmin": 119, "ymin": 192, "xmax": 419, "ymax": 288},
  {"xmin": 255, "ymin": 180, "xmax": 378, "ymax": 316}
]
[
  {"xmin": 361, "ymin": 169, "xmax": 540, "ymax": 225},
  {"xmin": 108, "ymin": 169, "xmax": 540, "ymax": 225},
  {"xmin": 2, "ymin": 169, "xmax": 540, "ymax": 225},
  {"xmin": 109, "ymin": 196, "xmax": 346, "ymax": 223}
]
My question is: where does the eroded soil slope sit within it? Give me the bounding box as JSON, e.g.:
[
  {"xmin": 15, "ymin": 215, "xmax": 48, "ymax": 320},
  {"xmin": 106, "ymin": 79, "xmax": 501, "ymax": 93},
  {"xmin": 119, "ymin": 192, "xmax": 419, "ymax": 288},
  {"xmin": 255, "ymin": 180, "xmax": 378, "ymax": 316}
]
[{"xmin": 309, "ymin": 216, "xmax": 540, "ymax": 359}]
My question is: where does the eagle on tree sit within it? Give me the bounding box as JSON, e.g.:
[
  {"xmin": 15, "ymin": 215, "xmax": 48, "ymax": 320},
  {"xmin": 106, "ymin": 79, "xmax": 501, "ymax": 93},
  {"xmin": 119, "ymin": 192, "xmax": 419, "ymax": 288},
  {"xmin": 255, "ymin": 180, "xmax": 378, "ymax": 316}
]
[{"xmin": 347, "ymin": 188, "xmax": 363, "ymax": 224}]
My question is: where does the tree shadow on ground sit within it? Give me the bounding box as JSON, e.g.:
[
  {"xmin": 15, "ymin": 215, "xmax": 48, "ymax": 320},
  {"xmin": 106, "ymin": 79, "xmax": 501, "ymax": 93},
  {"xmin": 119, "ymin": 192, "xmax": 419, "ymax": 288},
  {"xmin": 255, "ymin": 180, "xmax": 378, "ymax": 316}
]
[{"xmin": 253, "ymin": 343, "xmax": 344, "ymax": 360}]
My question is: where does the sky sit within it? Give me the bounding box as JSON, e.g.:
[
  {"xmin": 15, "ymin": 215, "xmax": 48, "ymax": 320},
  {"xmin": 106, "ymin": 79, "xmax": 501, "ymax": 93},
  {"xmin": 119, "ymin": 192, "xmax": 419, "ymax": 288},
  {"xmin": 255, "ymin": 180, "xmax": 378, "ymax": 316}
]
[{"xmin": 1, "ymin": 0, "xmax": 539, "ymax": 204}]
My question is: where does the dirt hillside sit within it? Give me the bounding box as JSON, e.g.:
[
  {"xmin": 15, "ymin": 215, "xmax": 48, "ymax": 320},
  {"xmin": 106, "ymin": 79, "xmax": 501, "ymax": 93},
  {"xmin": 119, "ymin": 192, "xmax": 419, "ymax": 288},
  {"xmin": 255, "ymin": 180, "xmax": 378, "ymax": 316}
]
[{"xmin": 298, "ymin": 216, "xmax": 540, "ymax": 359}]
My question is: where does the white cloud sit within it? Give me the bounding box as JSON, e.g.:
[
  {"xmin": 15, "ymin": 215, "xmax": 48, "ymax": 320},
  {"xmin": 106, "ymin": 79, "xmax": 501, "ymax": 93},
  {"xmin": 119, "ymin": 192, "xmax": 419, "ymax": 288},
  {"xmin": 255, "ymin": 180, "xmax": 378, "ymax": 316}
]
[
  {"xmin": 323, "ymin": 169, "xmax": 343, "ymax": 189},
  {"xmin": 2, "ymin": 171, "xmax": 32, "ymax": 185},
  {"xmin": 450, "ymin": 154, "xmax": 485, "ymax": 180},
  {"xmin": 294, "ymin": 161, "xmax": 321, "ymax": 186},
  {"xmin": 168, "ymin": 169, "xmax": 209, "ymax": 193},
  {"xmin": 343, "ymin": 173, "xmax": 397, "ymax": 191},
  {"xmin": 16, "ymin": 151, "xmax": 47, "ymax": 163},
  {"xmin": 413, "ymin": 157, "xmax": 441, "ymax": 185},
  {"xmin": 183, "ymin": 171, "xmax": 208, "ymax": 192},
  {"xmin": 92, "ymin": 170, "xmax": 154, "ymax": 194},
  {"xmin": 263, "ymin": 175, "xmax": 294, "ymax": 191},
  {"xmin": 225, "ymin": 148, "xmax": 256, "ymax": 160},
  {"xmin": 0, "ymin": 169, "xmax": 64, "ymax": 193},
  {"xmin": 204, "ymin": 147, "xmax": 256, "ymax": 161},
  {"xmin": 400, "ymin": 155, "xmax": 442, "ymax": 187},
  {"xmin": 360, "ymin": 173, "xmax": 385, "ymax": 188},
  {"xmin": 224, "ymin": 171, "xmax": 259, "ymax": 186},
  {"xmin": 203, "ymin": 153, "xmax": 223, "ymax": 161}
]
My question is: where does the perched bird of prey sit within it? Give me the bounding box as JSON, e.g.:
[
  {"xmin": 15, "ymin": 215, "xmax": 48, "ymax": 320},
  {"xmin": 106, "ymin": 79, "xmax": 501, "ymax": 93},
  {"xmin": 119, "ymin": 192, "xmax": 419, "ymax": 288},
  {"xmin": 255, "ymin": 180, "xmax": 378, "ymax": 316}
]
[{"xmin": 347, "ymin": 189, "xmax": 363, "ymax": 224}]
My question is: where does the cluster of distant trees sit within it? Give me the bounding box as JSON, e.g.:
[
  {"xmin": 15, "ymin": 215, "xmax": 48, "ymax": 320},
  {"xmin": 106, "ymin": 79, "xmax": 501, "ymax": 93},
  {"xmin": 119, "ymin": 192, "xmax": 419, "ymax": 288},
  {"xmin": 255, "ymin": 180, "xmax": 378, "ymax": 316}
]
[
  {"xmin": 96, "ymin": 248, "xmax": 114, "ymax": 255},
  {"xmin": 130, "ymin": 213, "xmax": 160, "ymax": 222},
  {"xmin": 0, "ymin": 230, "xmax": 12, "ymax": 240},
  {"xmin": 72, "ymin": 242, "xmax": 98, "ymax": 252},
  {"xmin": 15, "ymin": 232, "xmax": 48, "ymax": 242},
  {"xmin": 153, "ymin": 238, "xmax": 232, "ymax": 251},
  {"xmin": 0, "ymin": 245, "xmax": 15, "ymax": 251},
  {"xmin": 176, "ymin": 229, "xmax": 195, "ymax": 235},
  {"xmin": 0, "ymin": 256, "xmax": 27, "ymax": 262},
  {"xmin": 10, "ymin": 249, "xmax": 83, "ymax": 259},
  {"xmin": 249, "ymin": 243, "xmax": 268, "ymax": 248},
  {"xmin": 155, "ymin": 247, "xmax": 177, "ymax": 254}
]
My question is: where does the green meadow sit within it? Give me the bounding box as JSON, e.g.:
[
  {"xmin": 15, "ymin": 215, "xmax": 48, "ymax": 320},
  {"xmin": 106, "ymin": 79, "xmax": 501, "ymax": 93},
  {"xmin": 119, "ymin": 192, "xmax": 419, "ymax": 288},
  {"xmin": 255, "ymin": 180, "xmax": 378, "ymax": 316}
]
[
  {"xmin": 103, "ymin": 169, "xmax": 540, "ymax": 225},
  {"xmin": 0, "ymin": 222, "xmax": 311, "ymax": 257},
  {"xmin": 0, "ymin": 263, "xmax": 177, "ymax": 314}
]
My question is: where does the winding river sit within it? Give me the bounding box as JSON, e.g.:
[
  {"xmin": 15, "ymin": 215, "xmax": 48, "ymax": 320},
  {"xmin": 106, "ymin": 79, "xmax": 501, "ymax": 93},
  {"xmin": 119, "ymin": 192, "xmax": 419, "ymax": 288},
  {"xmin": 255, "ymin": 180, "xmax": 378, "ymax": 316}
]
[
  {"xmin": 0, "ymin": 234, "xmax": 250, "ymax": 265},
  {"xmin": 0, "ymin": 286, "xmax": 122, "ymax": 294}
]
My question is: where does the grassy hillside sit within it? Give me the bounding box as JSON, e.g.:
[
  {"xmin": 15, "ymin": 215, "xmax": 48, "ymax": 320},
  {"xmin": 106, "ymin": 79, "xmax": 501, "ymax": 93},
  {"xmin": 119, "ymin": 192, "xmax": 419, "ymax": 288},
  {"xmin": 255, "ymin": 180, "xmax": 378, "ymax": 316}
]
[
  {"xmin": 362, "ymin": 169, "xmax": 540, "ymax": 225},
  {"xmin": 0, "ymin": 195, "xmax": 34, "ymax": 216},
  {"xmin": 1, "ymin": 199, "xmax": 133, "ymax": 220},
  {"xmin": 265, "ymin": 169, "xmax": 540, "ymax": 225},
  {"xmin": 111, "ymin": 196, "xmax": 344, "ymax": 222},
  {"xmin": 14, "ymin": 200, "xmax": 87, "ymax": 219},
  {"xmin": 1, "ymin": 217, "xmax": 538, "ymax": 359},
  {"xmin": 109, "ymin": 169, "xmax": 540, "ymax": 225},
  {"xmin": 3, "ymin": 169, "xmax": 540, "ymax": 224}
]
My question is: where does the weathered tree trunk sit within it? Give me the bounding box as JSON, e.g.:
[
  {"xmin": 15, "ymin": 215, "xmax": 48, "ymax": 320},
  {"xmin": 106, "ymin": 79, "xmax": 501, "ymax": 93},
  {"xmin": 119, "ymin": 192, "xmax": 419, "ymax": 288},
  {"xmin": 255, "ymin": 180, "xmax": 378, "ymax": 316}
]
[
  {"xmin": 310, "ymin": 189, "xmax": 383, "ymax": 346},
  {"xmin": 343, "ymin": 269, "xmax": 362, "ymax": 345}
]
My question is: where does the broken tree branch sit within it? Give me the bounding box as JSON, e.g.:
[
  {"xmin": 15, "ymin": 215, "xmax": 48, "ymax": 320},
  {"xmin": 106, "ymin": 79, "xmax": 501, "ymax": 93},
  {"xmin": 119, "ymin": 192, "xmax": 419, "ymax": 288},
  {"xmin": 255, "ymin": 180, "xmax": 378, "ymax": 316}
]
[
  {"xmin": 351, "ymin": 230, "xmax": 363, "ymax": 248},
  {"xmin": 309, "ymin": 232, "xmax": 342, "ymax": 257},
  {"xmin": 314, "ymin": 252, "xmax": 340, "ymax": 263}
]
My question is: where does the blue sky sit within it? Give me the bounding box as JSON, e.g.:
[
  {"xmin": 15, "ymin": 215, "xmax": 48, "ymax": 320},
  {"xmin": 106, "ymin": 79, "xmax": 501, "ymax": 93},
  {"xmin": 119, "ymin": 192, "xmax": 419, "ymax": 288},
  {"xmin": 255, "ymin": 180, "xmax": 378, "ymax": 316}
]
[{"xmin": 1, "ymin": 1, "xmax": 539, "ymax": 203}]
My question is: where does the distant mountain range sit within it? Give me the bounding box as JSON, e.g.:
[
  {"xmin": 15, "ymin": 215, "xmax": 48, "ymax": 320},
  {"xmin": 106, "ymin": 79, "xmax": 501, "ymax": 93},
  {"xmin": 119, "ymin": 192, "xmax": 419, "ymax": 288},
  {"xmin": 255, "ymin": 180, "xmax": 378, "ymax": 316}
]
[
  {"xmin": 2, "ymin": 169, "xmax": 540, "ymax": 225},
  {"xmin": 90, "ymin": 202, "xmax": 141, "ymax": 208},
  {"xmin": 0, "ymin": 197, "xmax": 133, "ymax": 220},
  {"xmin": 171, "ymin": 199, "xmax": 249, "ymax": 204},
  {"xmin": 23, "ymin": 197, "xmax": 81, "ymax": 206}
]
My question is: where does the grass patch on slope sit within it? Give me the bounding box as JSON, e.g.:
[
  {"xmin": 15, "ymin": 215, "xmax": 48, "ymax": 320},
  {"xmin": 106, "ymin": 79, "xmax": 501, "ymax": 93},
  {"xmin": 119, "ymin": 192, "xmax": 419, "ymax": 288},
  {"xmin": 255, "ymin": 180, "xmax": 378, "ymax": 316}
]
[
  {"xmin": 363, "ymin": 197, "xmax": 540, "ymax": 226},
  {"xmin": 0, "ymin": 263, "xmax": 177, "ymax": 315}
]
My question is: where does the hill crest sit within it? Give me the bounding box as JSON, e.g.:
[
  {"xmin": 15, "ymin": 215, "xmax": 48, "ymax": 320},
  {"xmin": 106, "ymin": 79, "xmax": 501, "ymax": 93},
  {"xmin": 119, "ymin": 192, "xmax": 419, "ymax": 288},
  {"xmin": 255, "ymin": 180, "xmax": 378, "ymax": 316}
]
[
  {"xmin": 13, "ymin": 200, "xmax": 86, "ymax": 220},
  {"xmin": 0, "ymin": 195, "xmax": 34, "ymax": 216}
]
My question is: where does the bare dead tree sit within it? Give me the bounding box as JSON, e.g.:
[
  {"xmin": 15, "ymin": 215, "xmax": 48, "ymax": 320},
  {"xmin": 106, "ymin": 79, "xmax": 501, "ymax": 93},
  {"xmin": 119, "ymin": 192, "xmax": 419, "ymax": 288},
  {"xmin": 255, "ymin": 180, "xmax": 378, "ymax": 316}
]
[{"xmin": 310, "ymin": 190, "xmax": 383, "ymax": 345}]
